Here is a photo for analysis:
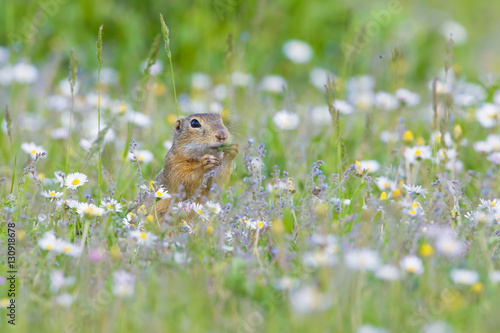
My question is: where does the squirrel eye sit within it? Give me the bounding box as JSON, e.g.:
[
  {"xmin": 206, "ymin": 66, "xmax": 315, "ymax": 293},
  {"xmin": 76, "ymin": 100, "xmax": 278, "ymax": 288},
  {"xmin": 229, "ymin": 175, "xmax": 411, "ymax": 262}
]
[{"xmin": 190, "ymin": 119, "xmax": 201, "ymax": 128}]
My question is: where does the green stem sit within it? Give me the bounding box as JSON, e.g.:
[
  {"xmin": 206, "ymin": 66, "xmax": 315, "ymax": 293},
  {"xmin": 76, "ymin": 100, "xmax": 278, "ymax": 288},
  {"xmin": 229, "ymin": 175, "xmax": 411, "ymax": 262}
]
[
  {"xmin": 80, "ymin": 218, "xmax": 92, "ymax": 250},
  {"xmin": 97, "ymin": 69, "xmax": 102, "ymax": 202}
]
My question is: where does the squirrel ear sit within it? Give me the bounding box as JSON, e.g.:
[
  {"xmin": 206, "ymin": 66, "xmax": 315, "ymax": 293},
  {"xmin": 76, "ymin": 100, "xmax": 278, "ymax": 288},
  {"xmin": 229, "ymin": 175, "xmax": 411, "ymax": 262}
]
[{"xmin": 174, "ymin": 119, "xmax": 182, "ymax": 131}]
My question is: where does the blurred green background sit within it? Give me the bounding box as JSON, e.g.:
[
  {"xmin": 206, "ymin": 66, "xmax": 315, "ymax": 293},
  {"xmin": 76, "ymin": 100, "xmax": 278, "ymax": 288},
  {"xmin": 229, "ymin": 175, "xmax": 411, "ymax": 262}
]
[{"xmin": 2, "ymin": 0, "xmax": 500, "ymax": 92}]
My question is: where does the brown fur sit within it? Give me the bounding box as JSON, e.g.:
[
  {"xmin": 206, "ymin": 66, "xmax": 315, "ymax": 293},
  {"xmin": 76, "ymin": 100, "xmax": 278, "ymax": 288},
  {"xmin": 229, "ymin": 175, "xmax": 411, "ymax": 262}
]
[{"xmin": 151, "ymin": 113, "xmax": 238, "ymax": 218}]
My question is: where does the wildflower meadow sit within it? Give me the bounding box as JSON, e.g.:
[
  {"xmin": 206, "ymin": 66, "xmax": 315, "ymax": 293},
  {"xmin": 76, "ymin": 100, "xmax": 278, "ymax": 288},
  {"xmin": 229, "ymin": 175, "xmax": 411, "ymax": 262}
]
[{"xmin": 2, "ymin": 0, "xmax": 500, "ymax": 332}]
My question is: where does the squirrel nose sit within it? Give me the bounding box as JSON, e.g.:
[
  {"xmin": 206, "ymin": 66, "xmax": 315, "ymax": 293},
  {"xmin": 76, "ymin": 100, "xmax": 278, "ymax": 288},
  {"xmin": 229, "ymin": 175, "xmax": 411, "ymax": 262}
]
[{"xmin": 216, "ymin": 131, "xmax": 227, "ymax": 142}]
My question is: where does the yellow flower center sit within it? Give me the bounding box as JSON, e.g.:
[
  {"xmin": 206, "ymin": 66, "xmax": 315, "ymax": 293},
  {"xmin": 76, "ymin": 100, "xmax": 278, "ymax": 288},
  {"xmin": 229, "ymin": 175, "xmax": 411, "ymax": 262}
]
[
  {"xmin": 490, "ymin": 201, "xmax": 496, "ymax": 207},
  {"xmin": 72, "ymin": 179, "xmax": 80, "ymax": 186},
  {"xmin": 414, "ymin": 150, "xmax": 422, "ymax": 156},
  {"xmin": 402, "ymin": 131, "xmax": 414, "ymax": 142},
  {"xmin": 46, "ymin": 244, "xmax": 53, "ymax": 250},
  {"xmin": 380, "ymin": 192, "xmax": 387, "ymax": 200},
  {"xmin": 146, "ymin": 215, "xmax": 154, "ymax": 222},
  {"xmin": 140, "ymin": 232, "xmax": 147, "ymax": 240},
  {"xmin": 84, "ymin": 207, "xmax": 94, "ymax": 217},
  {"xmin": 137, "ymin": 154, "xmax": 144, "ymax": 162},
  {"xmin": 471, "ymin": 282, "xmax": 484, "ymax": 293},
  {"xmin": 119, "ymin": 102, "xmax": 127, "ymax": 114},
  {"xmin": 156, "ymin": 191, "xmax": 162, "ymax": 197},
  {"xmin": 197, "ymin": 209, "xmax": 204, "ymax": 215},
  {"xmin": 408, "ymin": 266, "xmax": 415, "ymax": 272},
  {"xmin": 149, "ymin": 180, "xmax": 155, "ymax": 190},
  {"xmin": 410, "ymin": 209, "xmax": 416, "ymax": 216},
  {"xmin": 64, "ymin": 246, "xmax": 71, "ymax": 253},
  {"xmin": 31, "ymin": 150, "xmax": 36, "ymax": 154},
  {"xmin": 107, "ymin": 204, "xmax": 113, "ymax": 209},
  {"xmin": 49, "ymin": 191, "xmax": 56, "ymax": 196},
  {"xmin": 257, "ymin": 221, "xmax": 264, "ymax": 228},
  {"xmin": 420, "ymin": 243, "xmax": 434, "ymax": 257}
]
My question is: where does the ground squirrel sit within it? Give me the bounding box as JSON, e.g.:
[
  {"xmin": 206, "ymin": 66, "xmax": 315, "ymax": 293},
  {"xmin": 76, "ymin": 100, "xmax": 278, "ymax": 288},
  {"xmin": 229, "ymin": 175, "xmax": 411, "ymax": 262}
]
[{"xmin": 151, "ymin": 113, "xmax": 238, "ymax": 218}]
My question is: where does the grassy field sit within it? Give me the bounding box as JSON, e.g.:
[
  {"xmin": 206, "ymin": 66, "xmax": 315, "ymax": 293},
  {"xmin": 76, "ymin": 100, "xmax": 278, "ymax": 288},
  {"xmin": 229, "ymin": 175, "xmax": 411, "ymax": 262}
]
[{"xmin": 2, "ymin": 0, "xmax": 500, "ymax": 332}]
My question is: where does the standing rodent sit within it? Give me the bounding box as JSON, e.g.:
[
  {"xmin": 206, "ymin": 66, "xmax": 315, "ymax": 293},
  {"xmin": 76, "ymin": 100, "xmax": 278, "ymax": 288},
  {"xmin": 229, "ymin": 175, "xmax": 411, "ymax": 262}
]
[{"xmin": 151, "ymin": 113, "xmax": 238, "ymax": 218}]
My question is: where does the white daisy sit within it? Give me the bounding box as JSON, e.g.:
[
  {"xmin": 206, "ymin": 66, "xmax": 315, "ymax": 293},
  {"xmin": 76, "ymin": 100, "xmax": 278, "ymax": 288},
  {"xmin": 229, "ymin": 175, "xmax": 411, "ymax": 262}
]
[
  {"xmin": 64, "ymin": 172, "xmax": 88, "ymax": 190},
  {"xmin": 450, "ymin": 269, "xmax": 479, "ymax": 285},
  {"xmin": 101, "ymin": 198, "xmax": 123, "ymax": 212},
  {"xmin": 273, "ymin": 110, "xmax": 299, "ymax": 130},
  {"xmin": 375, "ymin": 91, "xmax": 399, "ymax": 111},
  {"xmin": 231, "ymin": 71, "xmax": 253, "ymax": 87},
  {"xmin": 193, "ymin": 203, "xmax": 210, "ymax": 221},
  {"xmin": 332, "ymin": 100, "xmax": 354, "ymax": 114},
  {"xmin": 274, "ymin": 277, "xmax": 299, "ymax": 290},
  {"xmin": 13, "ymin": 62, "xmax": 39, "ymax": 84},
  {"xmin": 403, "ymin": 146, "xmax": 432, "ymax": 164},
  {"xmin": 309, "ymin": 67, "xmax": 333, "ymax": 90},
  {"xmin": 355, "ymin": 160, "xmax": 380, "ymax": 174},
  {"xmin": 441, "ymin": 20, "xmax": 467, "ymax": 45},
  {"xmin": 375, "ymin": 177, "xmax": 397, "ymax": 192},
  {"xmin": 21, "ymin": 142, "xmax": 47, "ymax": 160},
  {"xmin": 436, "ymin": 236, "xmax": 462, "ymax": 257},
  {"xmin": 260, "ymin": 75, "xmax": 287, "ymax": 93},
  {"xmin": 248, "ymin": 220, "xmax": 267, "ymax": 230},
  {"xmin": 129, "ymin": 230, "xmax": 158, "ymax": 246},
  {"xmin": 112, "ymin": 270, "xmax": 135, "ymax": 297},
  {"xmin": 478, "ymin": 198, "xmax": 500, "ymax": 213},
  {"xmin": 128, "ymin": 150, "xmax": 154, "ymax": 164},
  {"xmin": 154, "ymin": 188, "xmax": 171, "ymax": 199},
  {"xmin": 490, "ymin": 271, "xmax": 500, "ymax": 283},
  {"xmin": 344, "ymin": 249, "xmax": 380, "ymax": 271},
  {"xmin": 41, "ymin": 190, "xmax": 63, "ymax": 201},
  {"xmin": 476, "ymin": 103, "xmax": 500, "ymax": 128},
  {"xmin": 126, "ymin": 111, "xmax": 152, "ymax": 128},
  {"xmin": 58, "ymin": 241, "xmax": 82, "ymax": 257},
  {"xmin": 122, "ymin": 212, "xmax": 142, "ymax": 229},
  {"xmin": 402, "ymin": 184, "xmax": 428, "ymax": 197},
  {"xmin": 54, "ymin": 293, "xmax": 74, "ymax": 307},
  {"xmin": 191, "ymin": 72, "xmax": 212, "ymax": 90},
  {"xmin": 400, "ymin": 255, "xmax": 424, "ymax": 275},
  {"xmin": 205, "ymin": 201, "xmax": 222, "ymax": 214},
  {"xmin": 395, "ymin": 88, "xmax": 420, "ymax": 106},
  {"xmin": 38, "ymin": 232, "xmax": 61, "ymax": 252},
  {"xmin": 310, "ymin": 105, "xmax": 331, "ymax": 125},
  {"xmin": 282, "ymin": 39, "xmax": 313, "ymax": 63},
  {"xmin": 375, "ymin": 265, "xmax": 401, "ymax": 281},
  {"xmin": 76, "ymin": 202, "xmax": 105, "ymax": 218}
]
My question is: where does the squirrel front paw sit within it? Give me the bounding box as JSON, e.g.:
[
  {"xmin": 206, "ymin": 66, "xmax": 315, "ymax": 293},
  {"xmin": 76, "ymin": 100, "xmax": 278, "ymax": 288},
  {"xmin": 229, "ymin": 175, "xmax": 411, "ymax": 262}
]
[
  {"xmin": 201, "ymin": 154, "xmax": 220, "ymax": 172},
  {"xmin": 221, "ymin": 143, "xmax": 239, "ymax": 159}
]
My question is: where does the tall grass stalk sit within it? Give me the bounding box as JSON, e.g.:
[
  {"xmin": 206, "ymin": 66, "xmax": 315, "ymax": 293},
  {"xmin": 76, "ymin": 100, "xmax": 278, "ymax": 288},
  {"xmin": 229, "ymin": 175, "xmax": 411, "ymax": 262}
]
[
  {"xmin": 118, "ymin": 35, "xmax": 161, "ymax": 188},
  {"xmin": 160, "ymin": 13, "xmax": 179, "ymax": 119},
  {"xmin": 325, "ymin": 80, "xmax": 343, "ymax": 213},
  {"xmin": 96, "ymin": 25, "xmax": 104, "ymax": 202},
  {"xmin": 66, "ymin": 49, "xmax": 78, "ymax": 173},
  {"xmin": 4, "ymin": 105, "xmax": 16, "ymax": 194}
]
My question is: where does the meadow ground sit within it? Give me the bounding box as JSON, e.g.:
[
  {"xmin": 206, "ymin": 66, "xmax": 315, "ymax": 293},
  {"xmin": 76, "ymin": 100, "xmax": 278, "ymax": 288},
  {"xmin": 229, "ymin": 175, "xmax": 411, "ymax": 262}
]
[{"xmin": 2, "ymin": 0, "xmax": 500, "ymax": 332}]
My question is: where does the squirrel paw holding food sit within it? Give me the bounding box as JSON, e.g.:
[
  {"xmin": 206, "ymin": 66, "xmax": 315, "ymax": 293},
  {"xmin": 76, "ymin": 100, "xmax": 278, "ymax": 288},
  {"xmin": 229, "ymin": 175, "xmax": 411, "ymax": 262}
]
[{"xmin": 151, "ymin": 113, "xmax": 238, "ymax": 219}]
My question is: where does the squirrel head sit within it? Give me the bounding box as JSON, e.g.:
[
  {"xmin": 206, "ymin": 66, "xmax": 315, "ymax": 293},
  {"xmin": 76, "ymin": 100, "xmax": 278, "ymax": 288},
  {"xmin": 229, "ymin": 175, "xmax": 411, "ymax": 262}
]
[{"xmin": 172, "ymin": 113, "xmax": 232, "ymax": 159}]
